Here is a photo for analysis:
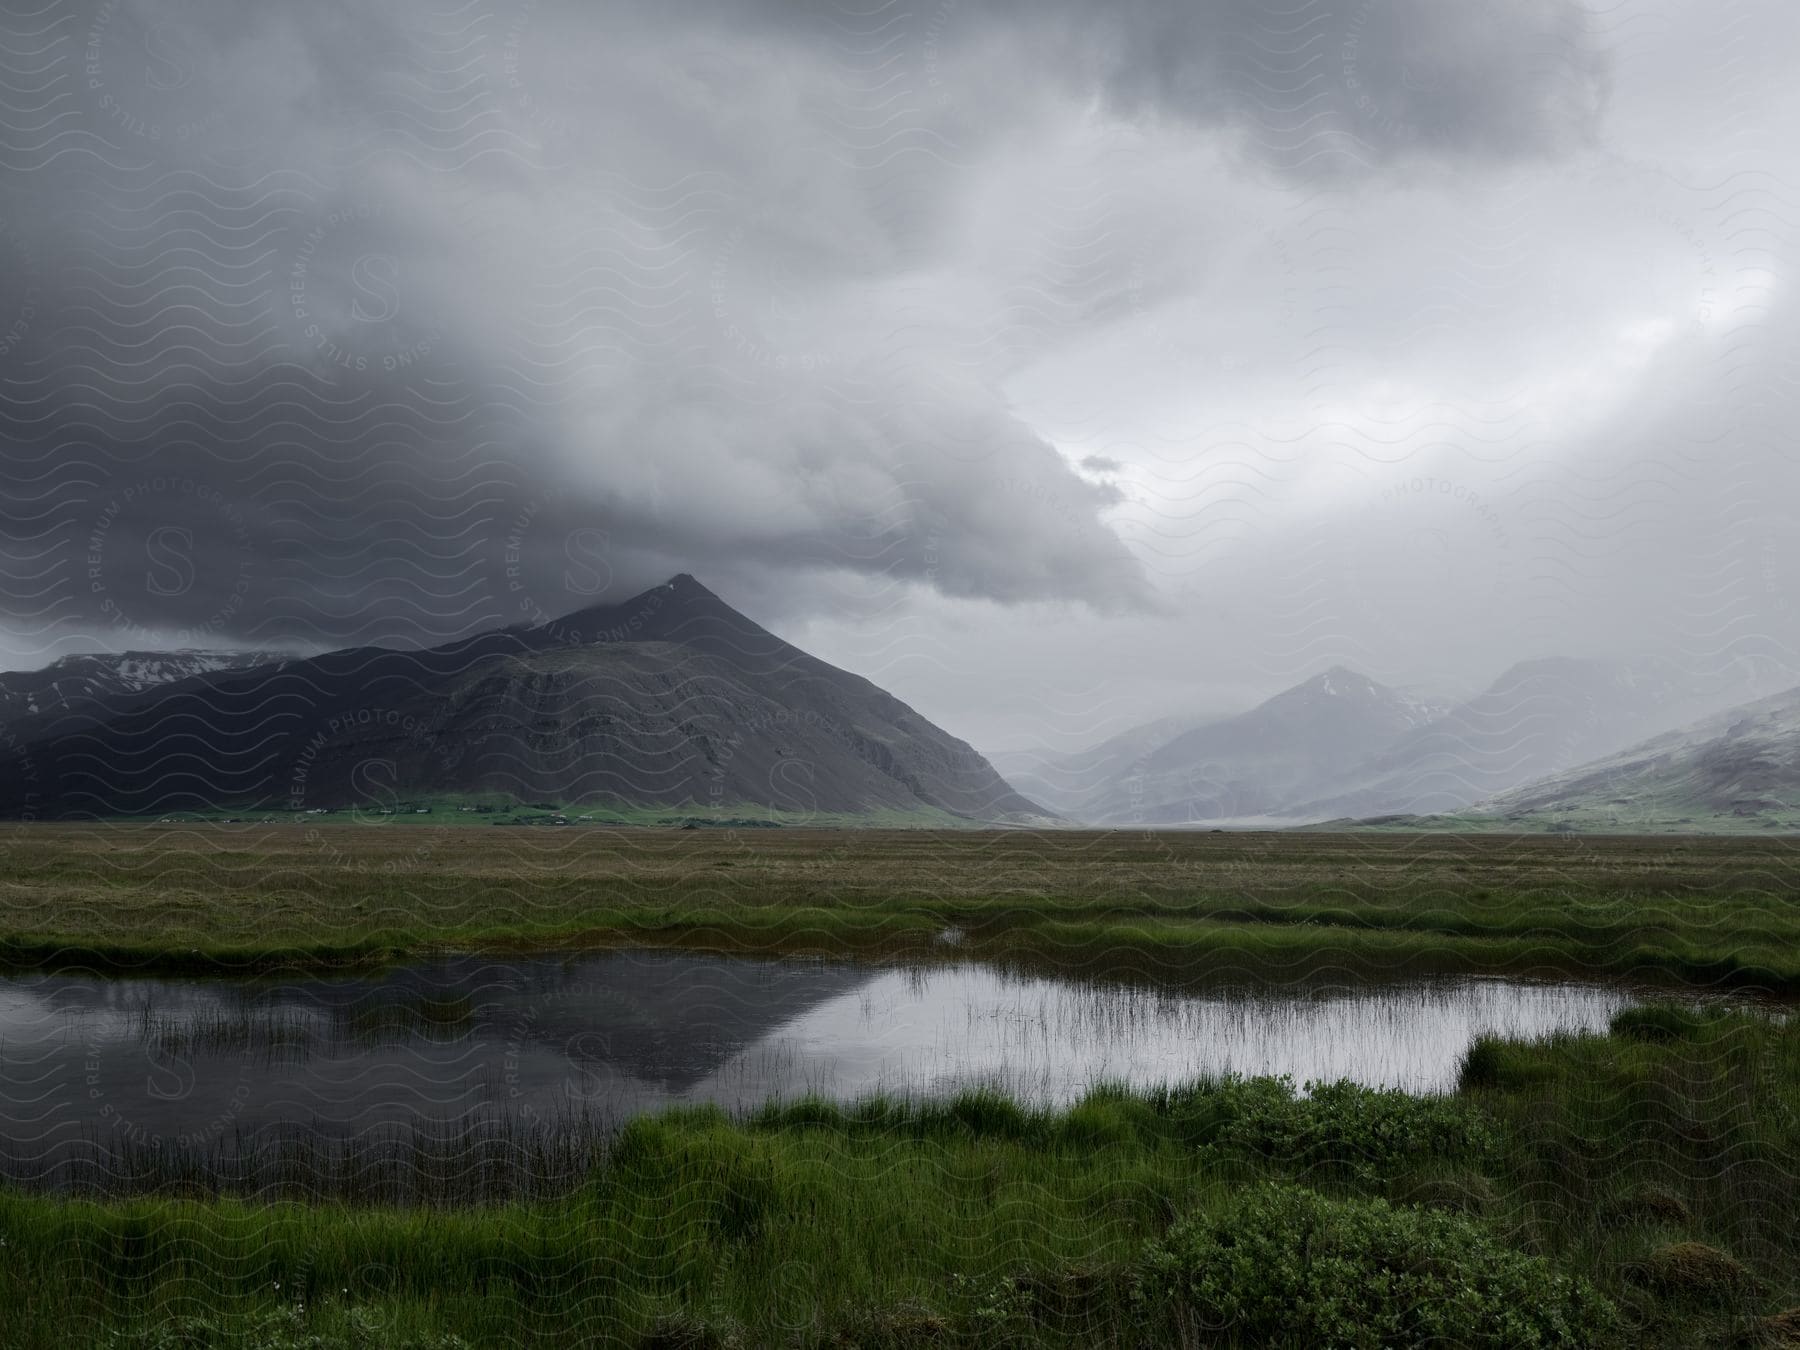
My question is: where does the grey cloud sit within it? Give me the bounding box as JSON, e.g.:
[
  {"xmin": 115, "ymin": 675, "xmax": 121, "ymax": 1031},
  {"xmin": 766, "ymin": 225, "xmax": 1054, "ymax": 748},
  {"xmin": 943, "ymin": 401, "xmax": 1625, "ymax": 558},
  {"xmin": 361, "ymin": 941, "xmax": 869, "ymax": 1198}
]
[
  {"xmin": 0, "ymin": 0, "xmax": 1610, "ymax": 673},
  {"xmin": 0, "ymin": 0, "xmax": 1173, "ymax": 652}
]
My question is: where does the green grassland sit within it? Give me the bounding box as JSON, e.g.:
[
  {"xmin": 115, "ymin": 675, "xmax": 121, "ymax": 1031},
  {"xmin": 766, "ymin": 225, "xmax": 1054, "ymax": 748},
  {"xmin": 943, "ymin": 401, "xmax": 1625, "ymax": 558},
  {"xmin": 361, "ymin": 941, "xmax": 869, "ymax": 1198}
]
[
  {"xmin": 0, "ymin": 1007, "xmax": 1794, "ymax": 1347},
  {"xmin": 1, "ymin": 825, "xmax": 1797, "ymax": 1346},
  {"xmin": 0, "ymin": 824, "xmax": 1796, "ymax": 990}
]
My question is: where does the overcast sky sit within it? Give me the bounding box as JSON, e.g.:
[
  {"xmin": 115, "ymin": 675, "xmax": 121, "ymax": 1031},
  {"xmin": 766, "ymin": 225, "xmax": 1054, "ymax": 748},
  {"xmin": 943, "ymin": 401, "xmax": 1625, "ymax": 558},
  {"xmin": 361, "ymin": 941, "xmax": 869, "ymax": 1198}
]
[{"xmin": 1, "ymin": 0, "xmax": 1795, "ymax": 749}]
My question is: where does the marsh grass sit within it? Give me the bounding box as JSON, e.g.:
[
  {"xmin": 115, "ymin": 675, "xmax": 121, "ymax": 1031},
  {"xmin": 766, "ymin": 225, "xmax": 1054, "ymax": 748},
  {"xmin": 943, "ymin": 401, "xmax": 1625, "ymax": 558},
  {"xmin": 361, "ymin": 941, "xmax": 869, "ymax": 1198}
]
[
  {"xmin": 121, "ymin": 991, "xmax": 477, "ymax": 1065},
  {"xmin": 2, "ymin": 825, "xmax": 1797, "ymax": 993},
  {"xmin": 133, "ymin": 1002, "xmax": 317, "ymax": 1060},
  {"xmin": 0, "ymin": 1010, "xmax": 1792, "ymax": 1345}
]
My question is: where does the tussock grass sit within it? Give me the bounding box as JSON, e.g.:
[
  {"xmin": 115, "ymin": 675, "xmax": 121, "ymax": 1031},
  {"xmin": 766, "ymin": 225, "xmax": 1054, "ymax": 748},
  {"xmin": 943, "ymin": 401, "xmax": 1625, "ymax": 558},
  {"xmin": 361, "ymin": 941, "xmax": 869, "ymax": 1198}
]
[{"xmin": 0, "ymin": 1011, "xmax": 1792, "ymax": 1346}]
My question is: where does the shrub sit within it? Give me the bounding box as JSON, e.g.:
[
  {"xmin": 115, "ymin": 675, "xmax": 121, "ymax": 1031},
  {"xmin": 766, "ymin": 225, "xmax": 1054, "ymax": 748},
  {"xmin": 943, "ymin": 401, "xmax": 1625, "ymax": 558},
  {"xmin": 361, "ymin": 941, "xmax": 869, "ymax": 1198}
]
[
  {"xmin": 1210, "ymin": 1077, "xmax": 1498, "ymax": 1184},
  {"xmin": 1135, "ymin": 1184, "xmax": 1621, "ymax": 1348}
]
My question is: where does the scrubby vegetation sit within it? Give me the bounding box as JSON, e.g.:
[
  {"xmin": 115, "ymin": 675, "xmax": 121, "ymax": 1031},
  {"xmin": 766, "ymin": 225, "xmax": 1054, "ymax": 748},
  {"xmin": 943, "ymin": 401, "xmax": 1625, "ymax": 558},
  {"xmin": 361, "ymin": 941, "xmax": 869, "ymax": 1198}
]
[{"xmin": 1132, "ymin": 1185, "xmax": 1620, "ymax": 1347}]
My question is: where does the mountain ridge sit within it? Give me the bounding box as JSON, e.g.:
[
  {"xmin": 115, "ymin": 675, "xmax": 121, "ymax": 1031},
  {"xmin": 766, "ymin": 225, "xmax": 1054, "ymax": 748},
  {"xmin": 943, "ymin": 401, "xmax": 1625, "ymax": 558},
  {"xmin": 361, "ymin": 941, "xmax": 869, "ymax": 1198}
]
[{"xmin": 0, "ymin": 576, "xmax": 1048, "ymax": 826}]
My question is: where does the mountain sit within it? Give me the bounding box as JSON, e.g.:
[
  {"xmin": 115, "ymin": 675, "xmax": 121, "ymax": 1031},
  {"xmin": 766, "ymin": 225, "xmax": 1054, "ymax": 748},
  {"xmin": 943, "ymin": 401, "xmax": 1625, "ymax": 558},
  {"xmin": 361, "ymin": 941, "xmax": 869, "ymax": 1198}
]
[
  {"xmin": 0, "ymin": 576, "xmax": 1048, "ymax": 826},
  {"xmin": 0, "ymin": 649, "xmax": 288, "ymax": 728},
  {"xmin": 1453, "ymin": 683, "xmax": 1800, "ymax": 832},
  {"xmin": 1078, "ymin": 667, "xmax": 1448, "ymax": 825},
  {"xmin": 984, "ymin": 714, "xmax": 1205, "ymax": 822},
  {"xmin": 1290, "ymin": 656, "xmax": 1761, "ymax": 822}
]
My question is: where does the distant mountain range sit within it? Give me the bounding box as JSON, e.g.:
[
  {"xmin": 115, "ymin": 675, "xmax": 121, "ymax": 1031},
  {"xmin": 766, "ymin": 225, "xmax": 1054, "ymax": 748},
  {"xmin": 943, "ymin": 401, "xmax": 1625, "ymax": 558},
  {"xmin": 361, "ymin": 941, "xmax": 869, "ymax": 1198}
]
[
  {"xmin": 3, "ymin": 589, "xmax": 1788, "ymax": 833},
  {"xmin": 1288, "ymin": 656, "xmax": 1744, "ymax": 822},
  {"xmin": 0, "ymin": 576, "xmax": 1048, "ymax": 826},
  {"xmin": 988, "ymin": 656, "xmax": 1770, "ymax": 830}
]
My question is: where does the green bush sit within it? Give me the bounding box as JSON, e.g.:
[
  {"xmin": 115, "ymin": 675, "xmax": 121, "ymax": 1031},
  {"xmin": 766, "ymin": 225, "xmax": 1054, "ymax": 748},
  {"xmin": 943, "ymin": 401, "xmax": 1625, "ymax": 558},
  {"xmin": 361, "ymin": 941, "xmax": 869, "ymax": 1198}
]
[
  {"xmin": 1135, "ymin": 1184, "xmax": 1621, "ymax": 1348},
  {"xmin": 1387, "ymin": 1167, "xmax": 1500, "ymax": 1216},
  {"xmin": 1208, "ymin": 1077, "xmax": 1498, "ymax": 1183}
]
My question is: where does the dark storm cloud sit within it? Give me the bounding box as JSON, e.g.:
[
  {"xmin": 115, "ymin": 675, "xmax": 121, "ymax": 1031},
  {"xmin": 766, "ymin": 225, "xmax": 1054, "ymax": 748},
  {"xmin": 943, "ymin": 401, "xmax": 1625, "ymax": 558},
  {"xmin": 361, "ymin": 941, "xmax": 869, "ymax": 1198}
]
[{"xmin": 0, "ymin": 0, "xmax": 1605, "ymax": 653}]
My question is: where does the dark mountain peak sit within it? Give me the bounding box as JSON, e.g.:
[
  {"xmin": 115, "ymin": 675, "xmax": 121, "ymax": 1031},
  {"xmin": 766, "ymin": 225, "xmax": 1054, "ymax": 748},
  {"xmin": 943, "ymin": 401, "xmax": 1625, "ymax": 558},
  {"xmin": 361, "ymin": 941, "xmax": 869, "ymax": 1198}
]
[{"xmin": 527, "ymin": 573, "xmax": 766, "ymax": 652}]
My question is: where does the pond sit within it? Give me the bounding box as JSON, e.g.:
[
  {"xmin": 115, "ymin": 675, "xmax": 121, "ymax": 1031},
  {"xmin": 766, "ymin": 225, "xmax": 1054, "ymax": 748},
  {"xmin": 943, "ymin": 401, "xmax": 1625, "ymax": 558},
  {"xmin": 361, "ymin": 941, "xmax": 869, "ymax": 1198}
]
[{"xmin": 0, "ymin": 948, "xmax": 1658, "ymax": 1184}]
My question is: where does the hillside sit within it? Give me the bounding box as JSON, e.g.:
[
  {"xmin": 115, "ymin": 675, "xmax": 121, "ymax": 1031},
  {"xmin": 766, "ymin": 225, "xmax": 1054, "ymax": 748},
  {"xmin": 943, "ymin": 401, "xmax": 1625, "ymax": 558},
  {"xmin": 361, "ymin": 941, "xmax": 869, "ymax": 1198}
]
[
  {"xmin": 0, "ymin": 576, "xmax": 1047, "ymax": 826},
  {"xmin": 1451, "ymin": 683, "xmax": 1800, "ymax": 832}
]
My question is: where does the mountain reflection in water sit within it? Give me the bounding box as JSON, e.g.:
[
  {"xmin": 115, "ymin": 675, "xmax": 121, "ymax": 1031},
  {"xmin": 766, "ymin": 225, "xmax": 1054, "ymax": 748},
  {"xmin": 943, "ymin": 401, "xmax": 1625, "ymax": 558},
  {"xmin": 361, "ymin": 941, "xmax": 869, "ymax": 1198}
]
[{"xmin": 0, "ymin": 950, "xmax": 1637, "ymax": 1170}]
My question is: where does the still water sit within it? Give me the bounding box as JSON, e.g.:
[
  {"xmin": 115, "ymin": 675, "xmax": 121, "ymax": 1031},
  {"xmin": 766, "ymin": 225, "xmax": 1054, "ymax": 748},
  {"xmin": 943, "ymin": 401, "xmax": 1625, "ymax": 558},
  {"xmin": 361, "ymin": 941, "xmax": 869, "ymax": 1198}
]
[{"xmin": 0, "ymin": 950, "xmax": 1646, "ymax": 1164}]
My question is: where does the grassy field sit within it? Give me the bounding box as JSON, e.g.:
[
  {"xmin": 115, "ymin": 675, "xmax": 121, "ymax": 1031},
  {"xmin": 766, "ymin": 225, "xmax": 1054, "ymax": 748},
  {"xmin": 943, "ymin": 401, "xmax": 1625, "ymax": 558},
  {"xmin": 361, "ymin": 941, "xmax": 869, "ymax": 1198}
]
[
  {"xmin": 0, "ymin": 824, "xmax": 1796, "ymax": 1346},
  {"xmin": 0, "ymin": 823, "xmax": 1796, "ymax": 990}
]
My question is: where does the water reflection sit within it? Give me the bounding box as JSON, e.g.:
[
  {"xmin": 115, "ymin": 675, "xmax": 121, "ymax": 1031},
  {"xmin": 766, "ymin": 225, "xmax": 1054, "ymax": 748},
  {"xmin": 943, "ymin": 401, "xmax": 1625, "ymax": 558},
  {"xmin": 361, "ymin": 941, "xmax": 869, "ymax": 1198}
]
[{"xmin": 0, "ymin": 950, "xmax": 1645, "ymax": 1168}]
